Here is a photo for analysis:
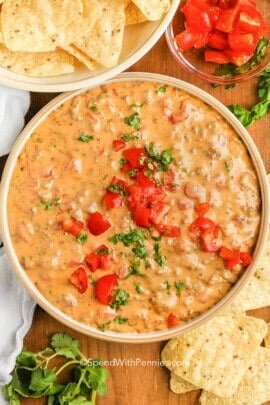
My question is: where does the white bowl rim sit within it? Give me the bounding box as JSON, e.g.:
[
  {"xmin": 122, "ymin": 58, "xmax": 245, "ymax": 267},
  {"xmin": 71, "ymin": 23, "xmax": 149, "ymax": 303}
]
[
  {"xmin": 0, "ymin": 72, "xmax": 269, "ymax": 343},
  {"xmin": 0, "ymin": 0, "xmax": 180, "ymax": 93}
]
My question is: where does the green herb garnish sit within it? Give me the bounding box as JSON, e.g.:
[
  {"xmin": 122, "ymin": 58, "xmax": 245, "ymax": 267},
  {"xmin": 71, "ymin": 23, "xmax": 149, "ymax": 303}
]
[
  {"xmin": 3, "ymin": 333, "xmax": 108, "ymax": 405},
  {"xmin": 109, "ymin": 228, "xmax": 146, "ymax": 247},
  {"xmin": 130, "ymin": 103, "xmax": 144, "ymax": 109},
  {"xmin": 40, "ymin": 200, "xmax": 52, "ymax": 211},
  {"xmin": 97, "ymin": 321, "xmax": 111, "ymax": 332},
  {"xmin": 126, "ymin": 261, "xmax": 145, "ymax": 278},
  {"xmin": 156, "ymin": 85, "xmax": 167, "ymax": 94},
  {"xmin": 78, "ymin": 133, "xmax": 94, "ymax": 142},
  {"xmin": 216, "ymin": 38, "xmax": 269, "ymax": 77},
  {"xmin": 110, "ymin": 289, "xmax": 129, "ymax": 310},
  {"xmin": 106, "ymin": 183, "xmax": 127, "ymax": 197},
  {"xmin": 121, "ymin": 132, "xmax": 139, "ymax": 142},
  {"xmin": 88, "ymin": 104, "xmax": 98, "ymax": 111},
  {"xmin": 134, "ymin": 281, "xmax": 144, "ymax": 294},
  {"xmin": 97, "ymin": 247, "xmax": 111, "ymax": 255},
  {"xmin": 164, "ymin": 281, "xmax": 171, "ymax": 295},
  {"xmin": 154, "ymin": 241, "xmax": 167, "ymax": 267},
  {"xmin": 127, "ymin": 169, "xmax": 138, "ymax": 178},
  {"xmin": 228, "ymin": 67, "xmax": 270, "ymax": 126},
  {"xmin": 145, "ymin": 143, "xmax": 174, "ymax": 172},
  {"xmin": 113, "ymin": 316, "xmax": 128, "ymax": 324},
  {"xmin": 175, "ymin": 282, "xmax": 185, "ymax": 297},
  {"xmin": 124, "ymin": 112, "xmax": 141, "ymax": 130},
  {"xmin": 76, "ymin": 234, "xmax": 88, "ymax": 245},
  {"xmin": 119, "ymin": 157, "xmax": 127, "ymax": 168}
]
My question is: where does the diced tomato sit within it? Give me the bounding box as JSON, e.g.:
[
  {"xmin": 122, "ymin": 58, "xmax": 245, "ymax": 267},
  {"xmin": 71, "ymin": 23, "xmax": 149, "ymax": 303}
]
[
  {"xmin": 236, "ymin": 6, "xmax": 262, "ymax": 33},
  {"xmin": 201, "ymin": 226, "xmax": 220, "ymax": 252},
  {"xmin": 175, "ymin": 30, "xmax": 196, "ymax": 51},
  {"xmin": 195, "ymin": 202, "xmax": 210, "ymax": 217},
  {"xmin": 62, "ymin": 218, "xmax": 84, "ymax": 237},
  {"xmin": 228, "ymin": 31, "xmax": 256, "ymax": 53},
  {"xmin": 208, "ymin": 6, "xmax": 221, "ymax": 25},
  {"xmin": 88, "ymin": 212, "xmax": 111, "ymax": 236},
  {"xmin": 240, "ymin": 252, "xmax": 253, "ymax": 266},
  {"xmin": 103, "ymin": 191, "xmax": 122, "ymax": 209},
  {"xmin": 225, "ymin": 49, "xmax": 253, "ymax": 66},
  {"xmin": 136, "ymin": 171, "xmax": 155, "ymax": 187},
  {"xmin": 113, "ymin": 139, "xmax": 126, "ymax": 151},
  {"xmin": 127, "ymin": 184, "xmax": 164, "ymax": 209},
  {"xmin": 123, "ymin": 148, "xmax": 147, "ymax": 168},
  {"xmin": 182, "ymin": 2, "xmax": 213, "ymax": 33},
  {"xmin": 149, "ymin": 201, "xmax": 170, "ymax": 225},
  {"xmin": 155, "ymin": 224, "xmax": 181, "ymax": 238},
  {"xmin": 224, "ymin": 258, "xmax": 241, "ymax": 269},
  {"xmin": 69, "ymin": 267, "xmax": 88, "ymax": 294},
  {"xmin": 166, "ymin": 313, "xmax": 180, "ymax": 328},
  {"xmin": 127, "ymin": 185, "xmax": 143, "ymax": 209},
  {"xmin": 134, "ymin": 205, "xmax": 151, "ymax": 228},
  {"xmin": 204, "ymin": 50, "xmax": 230, "ymax": 63},
  {"xmin": 85, "ymin": 253, "xmax": 100, "ymax": 272},
  {"xmin": 99, "ymin": 254, "xmax": 113, "ymax": 270},
  {"xmin": 219, "ymin": 246, "xmax": 240, "ymax": 261},
  {"xmin": 190, "ymin": 217, "xmax": 216, "ymax": 236},
  {"xmin": 122, "ymin": 162, "xmax": 133, "ymax": 173},
  {"xmin": 95, "ymin": 274, "xmax": 118, "ymax": 305},
  {"xmin": 215, "ymin": 6, "xmax": 240, "ymax": 32},
  {"xmin": 207, "ymin": 30, "xmax": 229, "ymax": 50}
]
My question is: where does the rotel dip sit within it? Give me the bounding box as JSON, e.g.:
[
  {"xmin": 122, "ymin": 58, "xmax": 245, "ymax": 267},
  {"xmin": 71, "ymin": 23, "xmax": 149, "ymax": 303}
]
[{"xmin": 8, "ymin": 81, "xmax": 261, "ymax": 333}]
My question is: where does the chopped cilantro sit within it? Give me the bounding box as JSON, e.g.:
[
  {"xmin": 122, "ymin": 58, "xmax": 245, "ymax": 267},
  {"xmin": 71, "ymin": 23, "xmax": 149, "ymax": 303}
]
[
  {"xmin": 164, "ymin": 280, "xmax": 171, "ymax": 295},
  {"xmin": 126, "ymin": 261, "xmax": 145, "ymax": 278},
  {"xmin": 78, "ymin": 133, "xmax": 94, "ymax": 142},
  {"xmin": 134, "ymin": 281, "xmax": 144, "ymax": 294},
  {"xmin": 97, "ymin": 321, "xmax": 111, "ymax": 332},
  {"xmin": 40, "ymin": 200, "xmax": 52, "ymax": 211},
  {"xmin": 127, "ymin": 169, "xmax": 138, "ymax": 178},
  {"xmin": 96, "ymin": 246, "xmax": 111, "ymax": 255},
  {"xmin": 121, "ymin": 132, "xmax": 139, "ymax": 142},
  {"xmin": 119, "ymin": 157, "xmax": 127, "ymax": 168},
  {"xmin": 145, "ymin": 143, "xmax": 174, "ymax": 172},
  {"xmin": 216, "ymin": 38, "xmax": 269, "ymax": 77},
  {"xmin": 110, "ymin": 289, "xmax": 129, "ymax": 310},
  {"xmin": 113, "ymin": 316, "xmax": 128, "ymax": 324},
  {"xmin": 109, "ymin": 228, "xmax": 146, "ymax": 247},
  {"xmin": 76, "ymin": 234, "xmax": 88, "ymax": 245},
  {"xmin": 124, "ymin": 112, "xmax": 141, "ymax": 130},
  {"xmin": 132, "ymin": 245, "xmax": 148, "ymax": 260},
  {"xmin": 154, "ymin": 241, "xmax": 167, "ymax": 267},
  {"xmin": 106, "ymin": 183, "xmax": 127, "ymax": 196},
  {"xmin": 130, "ymin": 103, "xmax": 144, "ymax": 109},
  {"xmin": 88, "ymin": 104, "xmax": 98, "ymax": 111},
  {"xmin": 175, "ymin": 282, "xmax": 185, "ymax": 297},
  {"xmin": 156, "ymin": 85, "xmax": 167, "ymax": 94}
]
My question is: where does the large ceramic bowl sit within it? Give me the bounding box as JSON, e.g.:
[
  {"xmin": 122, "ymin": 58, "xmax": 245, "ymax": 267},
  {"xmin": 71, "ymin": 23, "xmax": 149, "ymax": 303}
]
[
  {"xmin": 0, "ymin": 72, "xmax": 269, "ymax": 343},
  {"xmin": 0, "ymin": 1, "xmax": 180, "ymax": 92}
]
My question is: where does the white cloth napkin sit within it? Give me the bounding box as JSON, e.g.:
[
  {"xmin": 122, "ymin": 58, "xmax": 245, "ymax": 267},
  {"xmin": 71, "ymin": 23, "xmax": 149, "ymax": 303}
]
[{"xmin": 0, "ymin": 86, "xmax": 34, "ymax": 404}]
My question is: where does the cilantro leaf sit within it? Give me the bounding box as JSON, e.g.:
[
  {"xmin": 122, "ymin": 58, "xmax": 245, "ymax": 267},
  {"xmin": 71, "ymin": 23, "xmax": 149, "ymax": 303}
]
[
  {"xmin": 145, "ymin": 143, "xmax": 174, "ymax": 172},
  {"xmin": 175, "ymin": 282, "xmax": 185, "ymax": 297},
  {"xmin": 124, "ymin": 112, "xmax": 141, "ymax": 130},
  {"xmin": 16, "ymin": 350, "xmax": 36, "ymax": 368},
  {"xmin": 76, "ymin": 234, "xmax": 88, "ymax": 245},
  {"xmin": 50, "ymin": 333, "xmax": 81, "ymax": 359},
  {"xmin": 114, "ymin": 316, "xmax": 128, "ymax": 324},
  {"xmin": 106, "ymin": 183, "xmax": 127, "ymax": 196},
  {"xmin": 110, "ymin": 289, "xmax": 129, "ymax": 310},
  {"xmin": 29, "ymin": 368, "xmax": 57, "ymax": 392},
  {"xmin": 154, "ymin": 241, "xmax": 167, "ymax": 267},
  {"xmin": 134, "ymin": 281, "xmax": 144, "ymax": 294},
  {"xmin": 78, "ymin": 134, "xmax": 94, "ymax": 143}
]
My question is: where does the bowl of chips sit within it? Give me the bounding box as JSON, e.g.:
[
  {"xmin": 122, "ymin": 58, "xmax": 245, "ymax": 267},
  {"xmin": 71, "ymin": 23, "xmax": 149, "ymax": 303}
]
[{"xmin": 0, "ymin": 0, "xmax": 180, "ymax": 92}]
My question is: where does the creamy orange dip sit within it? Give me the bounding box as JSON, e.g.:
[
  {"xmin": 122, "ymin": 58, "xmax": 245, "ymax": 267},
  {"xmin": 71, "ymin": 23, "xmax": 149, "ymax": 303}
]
[{"xmin": 8, "ymin": 81, "xmax": 261, "ymax": 333}]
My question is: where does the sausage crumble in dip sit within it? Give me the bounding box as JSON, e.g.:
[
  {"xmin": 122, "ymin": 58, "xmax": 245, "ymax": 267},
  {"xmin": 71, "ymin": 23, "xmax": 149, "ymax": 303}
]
[{"xmin": 8, "ymin": 81, "xmax": 261, "ymax": 333}]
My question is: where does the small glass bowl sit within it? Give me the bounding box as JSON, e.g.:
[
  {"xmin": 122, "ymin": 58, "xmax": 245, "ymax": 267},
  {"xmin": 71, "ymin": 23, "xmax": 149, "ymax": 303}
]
[{"xmin": 165, "ymin": 0, "xmax": 270, "ymax": 84}]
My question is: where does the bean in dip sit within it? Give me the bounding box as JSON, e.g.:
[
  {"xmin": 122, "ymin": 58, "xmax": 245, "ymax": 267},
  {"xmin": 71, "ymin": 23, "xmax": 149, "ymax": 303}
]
[{"xmin": 8, "ymin": 81, "xmax": 261, "ymax": 333}]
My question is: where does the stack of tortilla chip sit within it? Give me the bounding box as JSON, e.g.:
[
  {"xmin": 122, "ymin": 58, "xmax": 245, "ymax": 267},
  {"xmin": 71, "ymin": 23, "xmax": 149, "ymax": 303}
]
[
  {"xmin": 0, "ymin": 0, "xmax": 170, "ymax": 77},
  {"xmin": 162, "ymin": 174, "xmax": 270, "ymax": 403}
]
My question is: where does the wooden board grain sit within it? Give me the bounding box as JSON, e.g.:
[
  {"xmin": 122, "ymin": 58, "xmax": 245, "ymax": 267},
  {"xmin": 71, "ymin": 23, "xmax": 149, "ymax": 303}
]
[{"xmin": 18, "ymin": 35, "xmax": 270, "ymax": 405}]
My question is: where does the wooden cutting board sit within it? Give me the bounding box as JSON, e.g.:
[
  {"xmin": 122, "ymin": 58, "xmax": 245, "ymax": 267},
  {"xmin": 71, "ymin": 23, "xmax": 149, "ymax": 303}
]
[{"xmin": 11, "ymin": 35, "xmax": 270, "ymax": 405}]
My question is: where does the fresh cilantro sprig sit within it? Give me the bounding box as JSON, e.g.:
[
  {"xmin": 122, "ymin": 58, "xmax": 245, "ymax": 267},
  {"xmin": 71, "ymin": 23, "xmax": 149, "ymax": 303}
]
[
  {"xmin": 228, "ymin": 67, "xmax": 270, "ymax": 127},
  {"xmin": 216, "ymin": 38, "xmax": 269, "ymax": 77},
  {"xmin": 3, "ymin": 333, "xmax": 108, "ymax": 405},
  {"xmin": 145, "ymin": 143, "xmax": 174, "ymax": 172}
]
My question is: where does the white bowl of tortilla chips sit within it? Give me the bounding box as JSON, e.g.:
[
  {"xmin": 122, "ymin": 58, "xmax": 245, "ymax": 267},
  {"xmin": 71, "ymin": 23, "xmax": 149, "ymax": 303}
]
[{"xmin": 0, "ymin": 0, "xmax": 180, "ymax": 92}]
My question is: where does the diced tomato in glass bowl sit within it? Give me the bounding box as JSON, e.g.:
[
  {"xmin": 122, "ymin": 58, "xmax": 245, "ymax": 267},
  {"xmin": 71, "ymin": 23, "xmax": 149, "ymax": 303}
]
[{"xmin": 166, "ymin": 0, "xmax": 270, "ymax": 84}]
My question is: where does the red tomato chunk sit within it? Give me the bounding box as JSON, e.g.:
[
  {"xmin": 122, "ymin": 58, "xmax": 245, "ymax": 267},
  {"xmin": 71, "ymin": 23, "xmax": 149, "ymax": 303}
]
[
  {"xmin": 88, "ymin": 212, "xmax": 111, "ymax": 236},
  {"xmin": 69, "ymin": 267, "xmax": 88, "ymax": 294},
  {"xmin": 95, "ymin": 274, "xmax": 118, "ymax": 305}
]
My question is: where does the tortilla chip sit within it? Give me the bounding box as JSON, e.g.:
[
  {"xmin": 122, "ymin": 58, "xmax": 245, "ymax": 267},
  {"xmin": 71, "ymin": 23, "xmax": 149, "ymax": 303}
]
[
  {"xmin": 63, "ymin": 45, "xmax": 99, "ymax": 71},
  {"xmin": 264, "ymin": 322, "xmax": 270, "ymax": 348},
  {"xmin": 74, "ymin": 0, "xmax": 126, "ymax": 68},
  {"xmin": 170, "ymin": 372, "xmax": 198, "ymax": 395},
  {"xmin": 161, "ymin": 315, "xmax": 267, "ymax": 398},
  {"xmin": 0, "ymin": 44, "xmax": 75, "ymax": 76},
  {"xmin": 1, "ymin": 0, "xmax": 101, "ymax": 52},
  {"xmin": 226, "ymin": 228, "xmax": 270, "ymax": 312},
  {"xmin": 132, "ymin": 0, "xmax": 170, "ymax": 21},
  {"xmin": 125, "ymin": 2, "xmax": 148, "ymax": 25},
  {"xmin": 199, "ymin": 347, "xmax": 270, "ymax": 405}
]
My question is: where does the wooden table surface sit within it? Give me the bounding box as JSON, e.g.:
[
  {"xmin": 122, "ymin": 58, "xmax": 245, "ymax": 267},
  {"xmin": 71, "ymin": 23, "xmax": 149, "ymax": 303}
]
[{"xmin": 4, "ymin": 35, "xmax": 270, "ymax": 405}]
